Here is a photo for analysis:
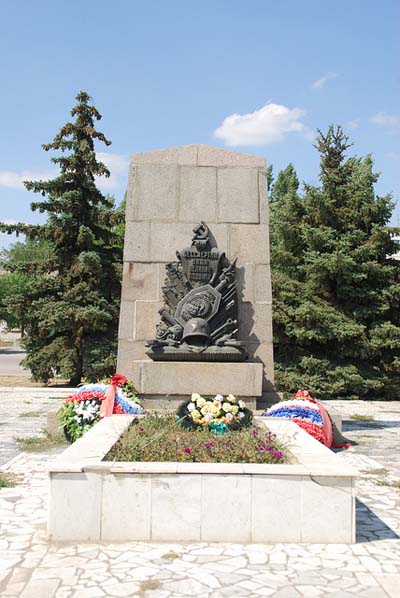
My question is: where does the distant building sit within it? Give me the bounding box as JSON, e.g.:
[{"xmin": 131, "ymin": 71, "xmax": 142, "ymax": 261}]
[{"xmin": 390, "ymin": 234, "xmax": 400, "ymax": 261}]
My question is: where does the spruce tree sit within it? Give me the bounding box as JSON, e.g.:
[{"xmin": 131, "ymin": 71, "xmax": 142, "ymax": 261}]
[
  {"xmin": 0, "ymin": 92, "xmax": 123, "ymax": 384},
  {"xmin": 271, "ymin": 126, "xmax": 400, "ymax": 399}
]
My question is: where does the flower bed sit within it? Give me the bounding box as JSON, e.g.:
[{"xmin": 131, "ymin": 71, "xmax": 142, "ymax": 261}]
[
  {"xmin": 48, "ymin": 415, "xmax": 357, "ymax": 544},
  {"xmin": 106, "ymin": 414, "xmax": 286, "ymax": 463}
]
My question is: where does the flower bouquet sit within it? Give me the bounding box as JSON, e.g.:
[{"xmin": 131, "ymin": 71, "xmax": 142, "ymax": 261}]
[
  {"xmin": 58, "ymin": 373, "xmax": 144, "ymax": 443},
  {"xmin": 263, "ymin": 389, "xmax": 334, "ymax": 446},
  {"xmin": 177, "ymin": 393, "xmax": 253, "ymax": 434}
]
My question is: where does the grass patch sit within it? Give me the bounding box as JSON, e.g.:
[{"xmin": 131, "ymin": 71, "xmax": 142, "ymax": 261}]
[
  {"xmin": 15, "ymin": 431, "xmax": 67, "ymax": 452},
  {"xmin": 0, "ymin": 340, "xmax": 13, "ymax": 347},
  {"xmin": 139, "ymin": 580, "xmax": 162, "ymax": 593},
  {"xmin": 0, "ymin": 472, "xmax": 19, "ymax": 488},
  {"xmin": 162, "ymin": 551, "xmax": 179, "ymax": 560},
  {"xmin": 376, "ymin": 480, "xmax": 400, "ymax": 489},
  {"xmin": 105, "ymin": 414, "xmax": 287, "ymax": 464},
  {"xmin": 19, "ymin": 411, "xmax": 42, "ymax": 418},
  {"xmin": 349, "ymin": 414, "xmax": 375, "ymax": 421},
  {"xmin": 361, "ymin": 468, "xmax": 389, "ymax": 475}
]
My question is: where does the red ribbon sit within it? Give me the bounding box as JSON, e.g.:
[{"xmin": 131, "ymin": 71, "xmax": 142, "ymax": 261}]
[{"xmin": 99, "ymin": 373, "xmax": 127, "ymax": 418}]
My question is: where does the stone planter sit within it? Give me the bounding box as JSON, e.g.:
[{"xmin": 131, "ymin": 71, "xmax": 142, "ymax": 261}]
[{"xmin": 48, "ymin": 415, "xmax": 356, "ymax": 543}]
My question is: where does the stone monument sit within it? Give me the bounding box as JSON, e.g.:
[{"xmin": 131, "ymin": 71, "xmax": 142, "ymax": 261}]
[{"xmin": 117, "ymin": 144, "xmax": 274, "ymax": 409}]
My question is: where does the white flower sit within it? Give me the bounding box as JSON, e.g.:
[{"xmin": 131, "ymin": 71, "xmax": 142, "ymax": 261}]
[
  {"xmin": 238, "ymin": 412, "xmax": 245, "ymax": 420},
  {"xmin": 191, "ymin": 393, "xmax": 201, "ymax": 402},
  {"xmin": 187, "ymin": 402, "xmax": 195, "ymax": 412},
  {"xmin": 215, "ymin": 394, "xmax": 224, "ymax": 402},
  {"xmin": 225, "ymin": 412, "xmax": 233, "ymax": 421},
  {"xmin": 238, "ymin": 400, "xmax": 245, "ymax": 409},
  {"xmin": 227, "ymin": 394, "xmax": 237, "ymax": 403}
]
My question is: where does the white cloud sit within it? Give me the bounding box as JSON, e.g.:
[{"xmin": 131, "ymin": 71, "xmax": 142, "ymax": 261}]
[
  {"xmin": 0, "ymin": 170, "xmax": 53, "ymax": 189},
  {"xmin": 214, "ymin": 102, "xmax": 308, "ymax": 146},
  {"xmin": 0, "ymin": 153, "xmax": 129, "ymax": 193},
  {"xmin": 347, "ymin": 119, "xmax": 360, "ymax": 130},
  {"xmin": 96, "ymin": 152, "xmax": 129, "ymax": 191},
  {"xmin": 312, "ymin": 71, "xmax": 338, "ymax": 89},
  {"xmin": 371, "ymin": 112, "xmax": 400, "ymax": 132}
]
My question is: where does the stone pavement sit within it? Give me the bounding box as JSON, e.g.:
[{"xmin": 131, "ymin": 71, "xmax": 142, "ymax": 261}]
[{"xmin": 0, "ymin": 390, "xmax": 399, "ymax": 597}]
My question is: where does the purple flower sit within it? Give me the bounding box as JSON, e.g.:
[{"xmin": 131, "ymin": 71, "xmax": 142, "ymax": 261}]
[
  {"xmin": 267, "ymin": 445, "xmax": 274, "ymax": 452},
  {"xmin": 204, "ymin": 441, "xmax": 214, "ymax": 449},
  {"xmin": 251, "ymin": 428, "xmax": 259, "ymax": 436},
  {"xmin": 139, "ymin": 427, "xmax": 144, "ymax": 432},
  {"xmin": 184, "ymin": 447, "xmax": 191, "ymax": 454},
  {"xmin": 224, "ymin": 441, "xmax": 231, "ymax": 447},
  {"xmin": 273, "ymin": 450, "xmax": 284, "ymax": 459},
  {"xmin": 258, "ymin": 441, "xmax": 266, "ymax": 452}
]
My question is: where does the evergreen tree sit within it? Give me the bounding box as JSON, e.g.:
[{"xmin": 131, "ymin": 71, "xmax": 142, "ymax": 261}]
[
  {"xmin": 271, "ymin": 126, "xmax": 400, "ymax": 399},
  {"xmin": 0, "ymin": 92, "xmax": 123, "ymax": 384}
]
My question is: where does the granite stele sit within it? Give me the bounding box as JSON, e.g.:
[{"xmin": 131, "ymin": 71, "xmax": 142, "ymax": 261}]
[{"xmin": 117, "ymin": 145, "xmax": 274, "ymax": 409}]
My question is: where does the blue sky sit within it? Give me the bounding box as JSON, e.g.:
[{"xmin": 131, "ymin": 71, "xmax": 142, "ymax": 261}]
[{"xmin": 1, "ymin": 0, "xmax": 399, "ymax": 249}]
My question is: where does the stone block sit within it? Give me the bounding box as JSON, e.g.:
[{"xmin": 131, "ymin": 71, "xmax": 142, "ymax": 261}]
[
  {"xmin": 134, "ymin": 164, "xmax": 178, "ymax": 222},
  {"xmin": 102, "ymin": 474, "xmax": 151, "ymax": 541},
  {"xmin": 48, "ymin": 472, "xmax": 101, "ymax": 541},
  {"xmin": 251, "ymin": 475, "xmax": 302, "ymax": 542},
  {"xmin": 236, "ymin": 263, "xmax": 254, "ymax": 303},
  {"xmin": 179, "ymin": 166, "xmax": 217, "ymax": 222},
  {"xmin": 238, "ymin": 302, "xmax": 273, "ymax": 343},
  {"xmin": 217, "ymin": 168, "xmax": 259, "ymax": 223},
  {"xmin": 229, "ymin": 224, "xmax": 270, "ymax": 264},
  {"xmin": 118, "ymin": 300, "xmax": 135, "ymax": 341},
  {"xmin": 197, "ymin": 145, "xmax": 265, "ymax": 167},
  {"xmin": 151, "ymin": 474, "xmax": 202, "ymax": 541},
  {"xmin": 254, "ymin": 264, "xmax": 272, "ymax": 302},
  {"xmin": 121, "ymin": 262, "xmax": 159, "ymax": 301},
  {"xmin": 150, "ymin": 222, "xmax": 228, "ymax": 263},
  {"xmin": 117, "ymin": 339, "xmax": 147, "ymax": 375},
  {"xmin": 125, "ymin": 163, "xmax": 137, "ymax": 222},
  {"xmin": 132, "ymin": 144, "xmax": 198, "ymax": 166},
  {"xmin": 259, "ymin": 167, "xmax": 269, "ymax": 224},
  {"xmin": 301, "ymin": 476, "xmax": 355, "ymax": 543},
  {"xmin": 123, "ymin": 222, "xmax": 150, "ymax": 262},
  {"xmin": 249, "ymin": 342, "xmax": 275, "ymax": 389},
  {"xmin": 201, "ymin": 475, "xmax": 251, "ymax": 542},
  {"xmin": 134, "ymin": 301, "xmax": 163, "ymax": 340},
  {"xmin": 131, "ymin": 360, "xmax": 263, "ymax": 397}
]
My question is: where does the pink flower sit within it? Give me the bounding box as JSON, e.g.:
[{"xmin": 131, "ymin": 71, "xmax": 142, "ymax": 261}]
[
  {"xmin": 204, "ymin": 441, "xmax": 214, "ymax": 449},
  {"xmin": 139, "ymin": 426, "xmax": 144, "ymax": 432},
  {"xmin": 251, "ymin": 428, "xmax": 259, "ymax": 436},
  {"xmin": 224, "ymin": 441, "xmax": 231, "ymax": 447},
  {"xmin": 184, "ymin": 447, "xmax": 191, "ymax": 454},
  {"xmin": 258, "ymin": 441, "xmax": 266, "ymax": 452}
]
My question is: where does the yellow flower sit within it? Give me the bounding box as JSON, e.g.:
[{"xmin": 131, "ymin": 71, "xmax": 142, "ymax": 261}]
[
  {"xmin": 212, "ymin": 400, "xmax": 222, "ymax": 410},
  {"xmin": 231, "ymin": 405, "xmax": 239, "ymax": 415},
  {"xmin": 210, "ymin": 405, "xmax": 221, "ymax": 417},
  {"xmin": 227, "ymin": 394, "xmax": 237, "ymax": 403},
  {"xmin": 222, "ymin": 402, "xmax": 232, "ymax": 413},
  {"xmin": 191, "ymin": 393, "xmax": 201, "ymax": 402},
  {"xmin": 196, "ymin": 397, "xmax": 206, "ymax": 408},
  {"xmin": 191, "ymin": 409, "xmax": 201, "ymax": 421},
  {"xmin": 238, "ymin": 400, "xmax": 245, "ymax": 409}
]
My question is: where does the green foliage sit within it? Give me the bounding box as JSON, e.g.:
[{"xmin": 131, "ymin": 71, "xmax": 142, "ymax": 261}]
[
  {"xmin": 106, "ymin": 415, "xmax": 287, "ymax": 464},
  {"xmin": 0, "ymin": 92, "xmax": 123, "ymax": 384},
  {"xmin": 270, "ymin": 125, "xmax": 400, "ymax": 400},
  {"xmin": 0, "ymin": 239, "xmax": 55, "ymax": 331}
]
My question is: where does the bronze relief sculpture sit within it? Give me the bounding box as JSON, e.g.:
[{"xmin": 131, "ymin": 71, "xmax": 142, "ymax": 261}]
[{"xmin": 146, "ymin": 222, "xmax": 247, "ymax": 361}]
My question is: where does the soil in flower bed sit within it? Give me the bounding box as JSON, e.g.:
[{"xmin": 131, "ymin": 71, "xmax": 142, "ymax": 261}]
[{"xmin": 105, "ymin": 414, "xmax": 288, "ymax": 464}]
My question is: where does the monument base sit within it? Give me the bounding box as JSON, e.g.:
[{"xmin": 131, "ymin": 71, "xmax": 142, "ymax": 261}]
[{"xmin": 131, "ymin": 360, "xmax": 263, "ymax": 410}]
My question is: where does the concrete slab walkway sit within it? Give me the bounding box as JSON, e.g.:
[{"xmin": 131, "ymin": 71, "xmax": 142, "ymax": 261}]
[{"xmin": 0, "ymin": 391, "xmax": 399, "ymax": 597}]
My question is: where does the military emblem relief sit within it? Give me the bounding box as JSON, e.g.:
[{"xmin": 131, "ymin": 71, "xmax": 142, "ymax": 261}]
[{"xmin": 146, "ymin": 222, "xmax": 247, "ymax": 361}]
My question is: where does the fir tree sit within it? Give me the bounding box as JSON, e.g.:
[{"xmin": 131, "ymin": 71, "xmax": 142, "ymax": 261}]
[
  {"xmin": 0, "ymin": 92, "xmax": 123, "ymax": 384},
  {"xmin": 271, "ymin": 126, "xmax": 400, "ymax": 399}
]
